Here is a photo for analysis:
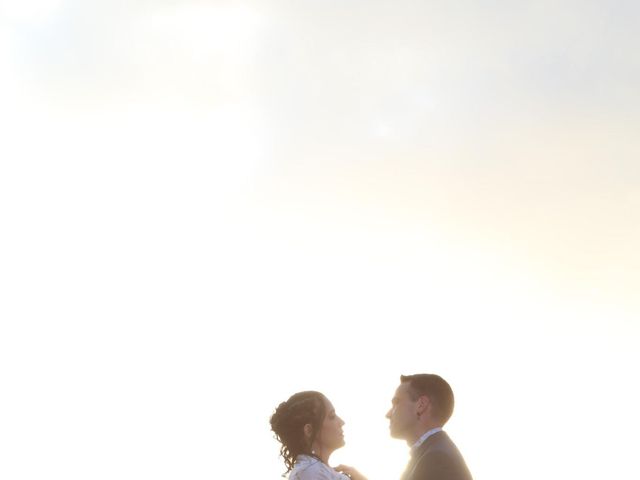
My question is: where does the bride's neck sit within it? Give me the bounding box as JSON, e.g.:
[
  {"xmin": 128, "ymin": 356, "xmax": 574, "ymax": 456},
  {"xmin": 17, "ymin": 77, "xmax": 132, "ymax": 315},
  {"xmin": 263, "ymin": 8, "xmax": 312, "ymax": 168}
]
[{"xmin": 311, "ymin": 445, "xmax": 331, "ymax": 464}]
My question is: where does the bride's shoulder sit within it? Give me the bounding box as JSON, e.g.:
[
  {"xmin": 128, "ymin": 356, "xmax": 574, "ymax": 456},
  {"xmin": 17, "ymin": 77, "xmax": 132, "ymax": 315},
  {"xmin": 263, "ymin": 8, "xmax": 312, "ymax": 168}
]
[{"xmin": 290, "ymin": 455, "xmax": 348, "ymax": 480}]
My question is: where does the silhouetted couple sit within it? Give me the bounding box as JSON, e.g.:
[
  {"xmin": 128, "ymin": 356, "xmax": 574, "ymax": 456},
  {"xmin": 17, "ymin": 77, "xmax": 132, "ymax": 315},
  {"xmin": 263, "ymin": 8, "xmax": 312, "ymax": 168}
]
[{"xmin": 270, "ymin": 373, "xmax": 473, "ymax": 480}]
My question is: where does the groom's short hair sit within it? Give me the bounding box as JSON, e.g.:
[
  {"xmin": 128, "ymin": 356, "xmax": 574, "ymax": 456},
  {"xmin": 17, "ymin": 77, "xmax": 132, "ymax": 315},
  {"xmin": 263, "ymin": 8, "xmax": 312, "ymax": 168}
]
[{"xmin": 400, "ymin": 373, "xmax": 455, "ymax": 424}]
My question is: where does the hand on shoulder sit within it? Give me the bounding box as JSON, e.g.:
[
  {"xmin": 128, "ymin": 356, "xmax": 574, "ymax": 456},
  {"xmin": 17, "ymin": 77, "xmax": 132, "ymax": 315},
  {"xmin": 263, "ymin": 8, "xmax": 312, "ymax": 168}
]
[{"xmin": 335, "ymin": 464, "xmax": 368, "ymax": 480}]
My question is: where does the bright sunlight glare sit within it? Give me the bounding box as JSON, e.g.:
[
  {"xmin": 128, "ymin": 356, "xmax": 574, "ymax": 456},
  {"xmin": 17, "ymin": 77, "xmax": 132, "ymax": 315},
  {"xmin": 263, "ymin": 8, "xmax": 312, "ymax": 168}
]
[{"xmin": 1, "ymin": 1, "xmax": 638, "ymax": 480}]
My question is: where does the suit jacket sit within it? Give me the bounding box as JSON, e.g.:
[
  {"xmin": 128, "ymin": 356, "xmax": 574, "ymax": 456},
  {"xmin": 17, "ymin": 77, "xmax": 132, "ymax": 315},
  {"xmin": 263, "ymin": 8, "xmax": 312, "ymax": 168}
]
[{"xmin": 400, "ymin": 431, "xmax": 472, "ymax": 480}]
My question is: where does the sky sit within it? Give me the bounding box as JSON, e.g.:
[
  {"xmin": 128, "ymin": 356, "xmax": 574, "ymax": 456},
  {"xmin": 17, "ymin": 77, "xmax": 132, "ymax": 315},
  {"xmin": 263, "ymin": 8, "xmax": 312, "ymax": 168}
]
[{"xmin": 0, "ymin": 1, "xmax": 639, "ymax": 479}]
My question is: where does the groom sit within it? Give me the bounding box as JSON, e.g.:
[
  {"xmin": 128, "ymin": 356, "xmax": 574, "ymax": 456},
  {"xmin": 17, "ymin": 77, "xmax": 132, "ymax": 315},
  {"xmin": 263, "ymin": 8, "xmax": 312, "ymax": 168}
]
[{"xmin": 386, "ymin": 374, "xmax": 473, "ymax": 480}]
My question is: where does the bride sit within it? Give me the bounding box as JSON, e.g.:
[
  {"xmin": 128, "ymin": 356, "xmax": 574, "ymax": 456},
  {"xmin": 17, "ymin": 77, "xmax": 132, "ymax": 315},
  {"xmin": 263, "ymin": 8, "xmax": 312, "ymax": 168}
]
[{"xmin": 270, "ymin": 390, "xmax": 367, "ymax": 480}]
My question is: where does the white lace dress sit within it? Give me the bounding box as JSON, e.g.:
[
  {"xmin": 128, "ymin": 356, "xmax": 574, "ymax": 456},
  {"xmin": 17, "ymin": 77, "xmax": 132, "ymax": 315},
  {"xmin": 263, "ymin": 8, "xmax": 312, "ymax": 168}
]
[{"xmin": 289, "ymin": 454, "xmax": 350, "ymax": 480}]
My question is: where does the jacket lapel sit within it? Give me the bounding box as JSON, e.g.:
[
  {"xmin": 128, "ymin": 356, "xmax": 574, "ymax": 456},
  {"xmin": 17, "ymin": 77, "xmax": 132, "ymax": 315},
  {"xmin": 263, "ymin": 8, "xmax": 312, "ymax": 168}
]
[{"xmin": 399, "ymin": 431, "xmax": 445, "ymax": 480}]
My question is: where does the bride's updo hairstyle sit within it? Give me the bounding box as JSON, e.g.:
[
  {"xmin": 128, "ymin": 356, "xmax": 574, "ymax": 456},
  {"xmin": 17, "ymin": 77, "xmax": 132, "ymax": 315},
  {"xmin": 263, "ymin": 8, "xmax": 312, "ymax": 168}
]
[{"xmin": 270, "ymin": 391, "xmax": 327, "ymax": 473}]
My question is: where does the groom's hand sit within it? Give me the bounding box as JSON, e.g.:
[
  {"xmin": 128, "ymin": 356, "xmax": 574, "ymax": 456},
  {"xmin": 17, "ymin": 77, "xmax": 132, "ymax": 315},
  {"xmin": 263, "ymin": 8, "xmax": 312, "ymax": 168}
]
[{"xmin": 335, "ymin": 464, "xmax": 368, "ymax": 480}]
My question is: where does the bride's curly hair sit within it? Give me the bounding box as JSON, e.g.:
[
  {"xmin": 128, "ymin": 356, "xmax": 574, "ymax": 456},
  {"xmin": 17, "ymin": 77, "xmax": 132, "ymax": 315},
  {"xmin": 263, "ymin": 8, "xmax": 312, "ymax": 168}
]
[{"xmin": 269, "ymin": 391, "xmax": 327, "ymax": 473}]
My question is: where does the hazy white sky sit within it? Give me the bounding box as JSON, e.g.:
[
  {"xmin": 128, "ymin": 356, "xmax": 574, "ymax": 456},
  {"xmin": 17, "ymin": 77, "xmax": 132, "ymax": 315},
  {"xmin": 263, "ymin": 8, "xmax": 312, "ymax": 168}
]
[{"xmin": 1, "ymin": 1, "xmax": 639, "ymax": 480}]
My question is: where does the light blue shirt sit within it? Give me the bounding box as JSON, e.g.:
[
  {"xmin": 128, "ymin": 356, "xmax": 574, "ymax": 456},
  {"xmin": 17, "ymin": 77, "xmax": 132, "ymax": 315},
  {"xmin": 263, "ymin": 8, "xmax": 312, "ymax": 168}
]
[{"xmin": 289, "ymin": 454, "xmax": 350, "ymax": 480}]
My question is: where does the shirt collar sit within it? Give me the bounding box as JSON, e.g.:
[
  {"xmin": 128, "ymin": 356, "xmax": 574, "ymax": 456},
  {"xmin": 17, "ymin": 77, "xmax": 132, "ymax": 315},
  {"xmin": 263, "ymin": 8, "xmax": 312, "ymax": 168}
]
[{"xmin": 411, "ymin": 427, "xmax": 443, "ymax": 452}]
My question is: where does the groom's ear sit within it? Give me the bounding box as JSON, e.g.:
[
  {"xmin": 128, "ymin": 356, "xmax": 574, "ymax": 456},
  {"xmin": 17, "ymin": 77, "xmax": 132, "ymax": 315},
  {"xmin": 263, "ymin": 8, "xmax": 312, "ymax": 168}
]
[{"xmin": 417, "ymin": 395, "xmax": 431, "ymax": 416}]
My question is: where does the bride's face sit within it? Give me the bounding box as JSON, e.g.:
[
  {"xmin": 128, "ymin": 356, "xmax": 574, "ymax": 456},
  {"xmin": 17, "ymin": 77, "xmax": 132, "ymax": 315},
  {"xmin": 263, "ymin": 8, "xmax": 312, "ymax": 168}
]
[{"xmin": 314, "ymin": 397, "xmax": 345, "ymax": 454}]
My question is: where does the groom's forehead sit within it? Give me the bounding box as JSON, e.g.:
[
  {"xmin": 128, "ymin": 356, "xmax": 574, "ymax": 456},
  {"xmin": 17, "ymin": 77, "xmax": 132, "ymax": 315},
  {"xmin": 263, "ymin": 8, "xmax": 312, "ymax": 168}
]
[{"xmin": 394, "ymin": 382, "xmax": 411, "ymax": 399}]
